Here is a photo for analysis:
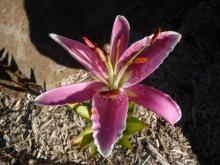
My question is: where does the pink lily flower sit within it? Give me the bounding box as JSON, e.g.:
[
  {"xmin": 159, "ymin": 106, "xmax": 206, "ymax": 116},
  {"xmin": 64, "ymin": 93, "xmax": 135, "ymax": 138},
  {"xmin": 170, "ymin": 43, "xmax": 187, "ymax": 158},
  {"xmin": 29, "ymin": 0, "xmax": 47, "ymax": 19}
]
[{"xmin": 35, "ymin": 15, "xmax": 182, "ymax": 157}]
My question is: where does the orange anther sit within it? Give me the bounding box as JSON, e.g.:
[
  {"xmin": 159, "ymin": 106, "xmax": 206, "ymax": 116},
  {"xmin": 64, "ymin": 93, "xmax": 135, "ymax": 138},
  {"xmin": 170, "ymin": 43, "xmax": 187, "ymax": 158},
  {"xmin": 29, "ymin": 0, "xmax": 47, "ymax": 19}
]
[
  {"xmin": 82, "ymin": 37, "xmax": 96, "ymax": 49},
  {"xmin": 133, "ymin": 57, "xmax": 148, "ymax": 64},
  {"xmin": 149, "ymin": 28, "xmax": 161, "ymax": 45}
]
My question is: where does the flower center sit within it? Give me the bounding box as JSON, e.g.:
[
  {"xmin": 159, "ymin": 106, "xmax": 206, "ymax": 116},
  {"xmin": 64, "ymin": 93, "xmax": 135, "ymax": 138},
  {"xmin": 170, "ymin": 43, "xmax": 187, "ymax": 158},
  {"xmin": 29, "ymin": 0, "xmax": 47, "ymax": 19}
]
[{"xmin": 83, "ymin": 28, "xmax": 160, "ymax": 90}]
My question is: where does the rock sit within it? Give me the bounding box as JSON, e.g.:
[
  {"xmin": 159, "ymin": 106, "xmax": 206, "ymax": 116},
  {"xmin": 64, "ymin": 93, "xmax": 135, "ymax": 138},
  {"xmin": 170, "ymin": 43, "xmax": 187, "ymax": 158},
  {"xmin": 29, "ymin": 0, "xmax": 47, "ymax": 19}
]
[{"xmin": 0, "ymin": 0, "xmax": 77, "ymax": 89}]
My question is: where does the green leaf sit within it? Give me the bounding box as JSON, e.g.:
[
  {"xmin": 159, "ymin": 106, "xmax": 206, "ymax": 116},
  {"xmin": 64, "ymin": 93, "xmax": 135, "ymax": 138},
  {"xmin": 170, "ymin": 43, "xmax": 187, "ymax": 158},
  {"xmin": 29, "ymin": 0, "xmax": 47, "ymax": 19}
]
[
  {"xmin": 124, "ymin": 117, "xmax": 149, "ymax": 135},
  {"xmin": 79, "ymin": 132, "xmax": 93, "ymax": 151},
  {"xmin": 72, "ymin": 126, "xmax": 92, "ymax": 144},
  {"xmin": 128, "ymin": 102, "xmax": 136, "ymax": 116},
  {"xmin": 68, "ymin": 103, "xmax": 91, "ymax": 120},
  {"xmin": 118, "ymin": 135, "xmax": 133, "ymax": 149},
  {"xmin": 88, "ymin": 142, "xmax": 98, "ymax": 158},
  {"xmin": 67, "ymin": 103, "xmax": 78, "ymax": 109}
]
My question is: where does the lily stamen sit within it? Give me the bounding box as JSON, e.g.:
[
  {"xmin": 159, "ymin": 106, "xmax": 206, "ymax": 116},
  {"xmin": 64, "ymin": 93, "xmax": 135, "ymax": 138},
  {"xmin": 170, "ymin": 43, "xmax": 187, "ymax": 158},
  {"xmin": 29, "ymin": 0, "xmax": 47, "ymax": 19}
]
[
  {"xmin": 82, "ymin": 36, "xmax": 96, "ymax": 49},
  {"xmin": 133, "ymin": 57, "xmax": 148, "ymax": 64},
  {"xmin": 83, "ymin": 37, "xmax": 107, "ymax": 62},
  {"xmin": 149, "ymin": 28, "xmax": 161, "ymax": 45},
  {"xmin": 95, "ymin": 48, "xmax": 106, "ymax": 62}
]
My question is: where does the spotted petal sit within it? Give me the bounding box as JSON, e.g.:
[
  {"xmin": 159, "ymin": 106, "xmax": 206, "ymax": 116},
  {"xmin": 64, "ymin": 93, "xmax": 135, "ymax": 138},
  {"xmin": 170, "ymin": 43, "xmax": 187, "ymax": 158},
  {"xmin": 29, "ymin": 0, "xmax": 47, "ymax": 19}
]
[
  {"xmin": 119, "ymin": 31, "xmax": 181, "ymax": 88},
  {"xmin": 110, "ymin": 15, "xmax": 130, "ymax": 64},
  {"xmin": 49, "ymin": 34, "xmax": 108, "ymax": 83},
  {"xmin": 92, "ymin": 90, "xmax": 128, "ymax": 157},
  {"xmin": 35, "ymin": 81, "xmax": 104, "ymax": 105},
  {"xmin": 126, "ymin": 84, "xmax": 181, "ymax": 125}
]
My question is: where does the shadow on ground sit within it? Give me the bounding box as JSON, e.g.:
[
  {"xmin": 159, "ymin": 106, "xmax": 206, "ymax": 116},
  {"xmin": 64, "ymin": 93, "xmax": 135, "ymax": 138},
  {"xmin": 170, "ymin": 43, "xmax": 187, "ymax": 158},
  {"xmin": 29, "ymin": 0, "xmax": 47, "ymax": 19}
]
[
  {"xmin": 24, "ymin": 0, "xmax": 200, "ymax": 69},
  {"xmin": 23, "ymin": 0, "xmax": 220, "ymax": 164}
]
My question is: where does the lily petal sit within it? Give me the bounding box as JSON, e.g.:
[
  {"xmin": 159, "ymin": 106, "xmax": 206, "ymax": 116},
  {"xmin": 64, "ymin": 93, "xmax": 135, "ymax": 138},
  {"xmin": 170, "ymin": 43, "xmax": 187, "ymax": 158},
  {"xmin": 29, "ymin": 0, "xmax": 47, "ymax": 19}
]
[
  {"xmin": 35, "ymin": 81, "xmax": 104, "ymax": 105},
  {"xmin": 92, "ymin": 90, "xmax": 128, "ymax": 157},
  {"xmin": 119, "ymin": 31, "xmax": 181, "ymax": 88},
  {"xmin": 110, "ymin": 15, "xmax": 130, "ymax": 64},
  {"xmin": 49, "ymin": 33, "xmax": 108, "ymax": 83},
  {"xmin": 126, "ymin": 84, "xmax": 181, "ymax": 125}
]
